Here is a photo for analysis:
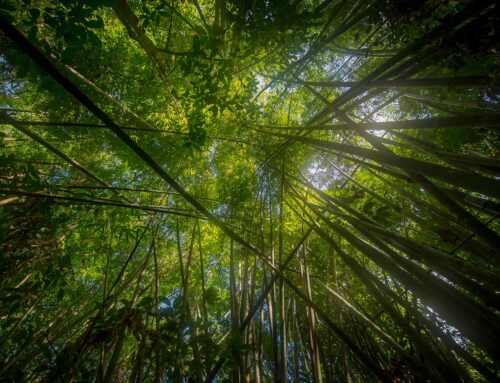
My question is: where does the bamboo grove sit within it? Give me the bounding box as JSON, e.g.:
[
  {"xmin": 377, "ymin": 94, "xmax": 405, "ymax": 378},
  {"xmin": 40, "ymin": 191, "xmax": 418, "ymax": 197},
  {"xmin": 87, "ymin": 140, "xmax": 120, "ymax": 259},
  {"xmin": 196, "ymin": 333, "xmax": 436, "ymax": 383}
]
[{"xmin": 0, "ymin": 1, "xmax": 499, "ymax": 382}]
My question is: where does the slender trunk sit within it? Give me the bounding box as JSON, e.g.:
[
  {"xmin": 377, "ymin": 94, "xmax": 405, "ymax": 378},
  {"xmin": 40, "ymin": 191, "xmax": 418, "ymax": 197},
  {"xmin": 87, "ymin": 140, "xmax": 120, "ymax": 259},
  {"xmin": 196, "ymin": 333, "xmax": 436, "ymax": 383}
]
[
  {"xmin": 103, "ymin": 326, "xmax": 126, "ymax": 383},
  {"xmin": 229, "ymin": 239, "xmax": 241, "ymax": 383},
  {"xmin": 278, "ymin": 160, "xmax": 288, "ymax": 382},
  {"xmin": 112, "ymin": 0, "xmax": 170, "ymax": 83},
  {"xmin": 295, "ymin": 76, "xmax": 492, "ymax": 89},
  {"xmin": 300, "ymin": 252, "xmax": 323, "ymax": 383}
]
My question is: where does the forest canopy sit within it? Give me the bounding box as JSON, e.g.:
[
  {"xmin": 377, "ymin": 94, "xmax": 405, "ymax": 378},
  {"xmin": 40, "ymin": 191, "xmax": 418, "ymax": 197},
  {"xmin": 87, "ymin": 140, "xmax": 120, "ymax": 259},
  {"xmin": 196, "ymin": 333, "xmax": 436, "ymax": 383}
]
[{"xmin": 1, "ymin": 0, "xmax": 500, "ymax": 382}]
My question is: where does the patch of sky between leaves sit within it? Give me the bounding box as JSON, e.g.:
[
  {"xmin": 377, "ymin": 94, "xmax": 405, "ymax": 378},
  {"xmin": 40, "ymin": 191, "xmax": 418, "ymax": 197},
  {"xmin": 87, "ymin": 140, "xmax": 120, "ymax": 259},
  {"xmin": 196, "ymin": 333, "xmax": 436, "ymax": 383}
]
[
  {"xmin": 254, "ymin": 74, "xmax": 267, "ymax": 95},
  {"xmin": 305, "ymin": 156, "xmax": 339, "ymax": 191}
]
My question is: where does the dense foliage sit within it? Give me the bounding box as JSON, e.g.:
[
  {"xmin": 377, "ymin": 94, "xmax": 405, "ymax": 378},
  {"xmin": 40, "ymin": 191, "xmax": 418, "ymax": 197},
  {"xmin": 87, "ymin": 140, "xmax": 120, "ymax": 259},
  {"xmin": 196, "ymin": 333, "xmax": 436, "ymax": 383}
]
[{"xmin": 1, "ymin": 1, "xmax": 500, "ymax": 382}]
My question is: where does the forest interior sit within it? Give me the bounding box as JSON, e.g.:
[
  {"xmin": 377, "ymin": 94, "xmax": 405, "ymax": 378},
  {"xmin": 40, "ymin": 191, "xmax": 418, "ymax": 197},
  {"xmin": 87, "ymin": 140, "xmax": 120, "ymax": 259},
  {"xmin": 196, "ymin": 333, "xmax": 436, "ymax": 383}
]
[{"xmin": 1, "ymin": 0, "xmax": 500, "ymax": 382}]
